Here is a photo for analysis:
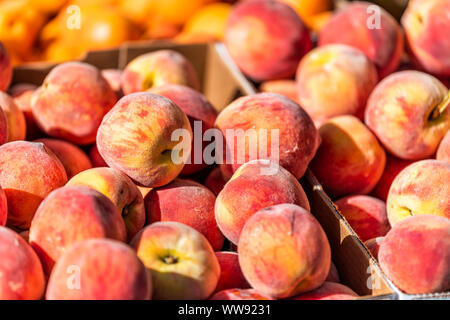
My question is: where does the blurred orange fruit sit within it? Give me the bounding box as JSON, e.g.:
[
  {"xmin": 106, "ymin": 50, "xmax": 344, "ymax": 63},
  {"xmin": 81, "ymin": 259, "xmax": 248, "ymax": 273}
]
[
  {"xmin": 27, "ymin": 0, "xmax": 68, "ymax": 14},
  {"xmin": 118, "ymin": 0, "xmax": 155, "ymax": 27},
  {"xmin": 277, "ymin": 0, "xmax": 333, "ymax": 27},
  {"xmin": 153, "ymin": 0, "xmax": 219, "ymax": 26}
]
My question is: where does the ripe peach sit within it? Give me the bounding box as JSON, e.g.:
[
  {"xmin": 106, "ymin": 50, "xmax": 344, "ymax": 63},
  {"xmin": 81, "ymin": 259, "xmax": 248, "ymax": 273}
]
[
  {"xmin": 215, "ymin": 93, "xmax": 319, "ymax": 180},
  {"xmin": 238, "ymin": 204, "xmax": 331, "ymax": 298},
  {"xmin": 35, "ymin": 138, "xmax": 92, "ymax": 179},
  {"xmin": 204, "ymin": 167, "xmax": 227, "ymax": 196},
  {"xmin": 67, "ymin": 167, "xmax": 146, "ymax": 241},
  {"xmin": 0, "ymin": 186, "xmax": 6, "ymax": 226},
  {"xmin": 0, "ymin": 92, "xmax": 26, "ymax": 141},
  {"xmin": 101, "ymin": 69, "xmax": 123, "ymax": 99},
  {"xmin": 378, "ymin": 215, "xmax": 450, "ymax": 294},
  {"xmin": 0, "ymin": 41, "xmax": 12, "ymax": 91},
  {"xmin": 387, "ymin": 160, "xmax": 450, "ymax": 226},
  {"xmin": 325, "ymin": 261, "xmax": 340, "ymax": 283},
  {"xmin": 131, "ymin": 221, "xmax": 220, "ymax": 300},
  {"xmin": 319, "ymin": 2, "xmax": 404, "ymax": 78},
  {"xmin": 145, "ymin": 178, "xmax": 223, "ymax": 250},
  {"xmin": 310, "ymin": 115, "xmax": 386, "ymax": 198},
  {"xmin": 0, "ymin": 141, "xmax": 67, "ymax": 229},
  {"xmin": 29, "ymin": 186, "xmax": 127, "ymax": 274},
  {"xmin": 224, "ymin": 0, "xmax": 312, "ymax": 81},
  {"xmin": 9, "ymin": 83, "xmax": 41, "ymax": 140},
  {"xmin": 0, "ymin": 107, "xmax": 6, "ymax": 145},
  {"xmin": 291, "ymin": 282, "xmax": 358, "ymax": 300},
  {"xmin": 296, "ymin": 44, "xmax": 378, "ymax": 124},
  {"xmin": 210, "ymin": 289, "xmax": 273, "ymax": 300},
  {"xmin": 31, "ymin": 62, "xmax": 117, "ymax": 145},
  {"xmin": 215, "ymin": 160, "xmax": 310, "ymax": 245},
  {"xmin": 364, "ymin": 237, "xmax": 384, "ymax": 260},
  {"xmin": 214, "ymin": 251, "xmax": 250, "ymax": 293},
  {"xmin": 365, "ymin": 71, "xmax": 449, "ymax": 160},
  {"xmin": 89, "ymin": 144, "xmax": 108, "ymax": 168},
  {"xmin": 0, "ymin": 226, "xmax": 45, "ymax": 300},
  {"xmin": 121, "ymin": 50, "xmax": 199, "ymax": 95},
  {"xmin": 148, "ymin": 84, "xmax": 218, "ymax": 175},
  {"xmin": 46, "ymin": 239, "xmax": 151, "ymax": 300},
  {"xmin": 97, "ymin": 93, "xmax": 192, "ymax": 188},
  {"xmin": 260, "ymin": 80, "xmax": 299, "ymax": 103},
  {"xmin": 436, "ymin": 130, "xmax": 450, "ymax": 163}
]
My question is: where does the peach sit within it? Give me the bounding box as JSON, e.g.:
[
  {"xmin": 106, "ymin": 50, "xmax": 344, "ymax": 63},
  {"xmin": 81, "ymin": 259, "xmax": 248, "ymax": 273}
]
[
  {"xmin": 224, "ymin": 0, "xmax": 312, "ymax": 81},
  {"xmin": 0, "ymin": 107, "xmax": 6, "ymax": 145},
  {"xmin": 238, "ymin": 203, "xmax": 331, "ymax": 298},
  {"xmin": 386, "ymin": 160, "xmax": 450, "ymax": 226},
  {"xmin": 0, "ymin": 226, "xmax": 45, "ymax": 300},
  {"xmin": 210, "ymin": 289, "xmax": 273, "ymax": 300},
  {"xmin": 131, "ymin": 221, "xmax": 220, "ymax": 300},
  {"xmin": 0, "ymin": 141, "xmax": 67, "ymax": 229},
  {"xmin": 215, "ymin": 93, "xmax": 319, "ymax": 180},
  {"xmin": 436, "ymin": 130, "xmax": 450, "ymax": 163},
  {"xmin": 378, "ymin": 215, "xmax": 450, "ymax": 294},
  {"xmin": 101, "ymin": 69, "xmax": 123, "ymax": 99},
  {"xmin": 260, "ymin": 80, "xmax": 299, "ymax": 103},
  {"xmin": 97, "ymin": 93, "xmax": 192, "ymax": 188},
  {"xmin": 31, "ymin": 62, "xmax": 117, "ymax": 145},
  {"xmin": 364, "ymin": 237, "xmax": 384, "ymax": 260},
  {"xmin": 335, "ymin": 195, "xmax": 390, "ymax": 242},
  {"xmin": 402, "ymin": 0, "xmax": 450, "ymax": 77},
  {"xmin": 67, "ymin": 167, "xmax": 146, "ymax": 241},
  {"xmin": 204, "ymin": 167, "xmax": 227, "ymax": 196},
  {"xmin": 148, "ymin": 84, "xmax": 218, "ymax": 175},
  {"xmin": 215, "ymin": 160, "xmax": 310, "ymax": 245},
  {"xmin": 89, "ymin": 144, "xmax": 108, "ymax": 168},
  {"xmin": 46, "ymin": 239, "xmax": 151, "ymax": 300},
  {"xmin": 296, "ymin": 44, "xmax": 378, "ymax": 124},
  {"xmin": 29, "ymin": 186, "xmax": 127, "ymax": 274},
  {"xmin": 0, "ymin": 186, "xmax": 6, "ymax": 226},
  {"xmin": 9, "ymin": 83, "xmax": 41, "ymax": 140},
  {"xmin": 0, "ymin": 41, "xmax": 12, "ymax": 91},
  {"xmin": 310, "ymin": 115, "xmax": 386, "ymax": 198},
  {"xmin": 291, "ymin": 282, "xmax": 358, "ymax": 300},
  {"xmin": 325, "ymin": 261, "xmax": 340, "ymax": 283},
  {"xmin": 121, "ymin": 50, "xmax": 200, "ymax": 95},
  {"xmin": 145, "ymin": 178, "xmax": 223, "ymax": 250},
  {"xmin": 0, "ymin": 91, "xmax": 26, "ymax": 141},
  {"xmin": 319, "ymin": 2, "xmax": 404, "ymax": 78},
  {"xmin": 214, "ymin": 251, "xmax": 250, "ymax": 293},
  {"xmin": 35, "ymin": 138, "xmax": 93, "ymax": 179},
  {"xmin": 365, "ymin": 71, "xmax": 449, "ymax": 160}
]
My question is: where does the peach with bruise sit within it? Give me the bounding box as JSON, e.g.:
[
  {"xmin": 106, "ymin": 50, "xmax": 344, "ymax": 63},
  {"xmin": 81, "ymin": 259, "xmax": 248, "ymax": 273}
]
[
  {"xmin": 145, "ymin": 178, "xmax": 223, "ymax": 250},
  {"xmin": 238, "ymin": 204, "xmax": 331, "ymax": 298},
  {"xmin": 89, "ymin": 144, "xmax": 108, "ymax": 167},
  {"xmin": 402, "ymin": 0, "xmax": 450, "ymax": 77},
  {"xmin": 131, "ymin": 221, "xmax": 220, "ymax": 300},
  {"xmin": 214, "ymin": 251, "xmax": 250, "ymax": 293},
  {"xmin": 296, "ymin": 44, "xmax": 378, "ymax": 124},
  {"xmin": 310, "ymin": 115, "xmax": 386, "ymax": 198},
  {"xmin": 364, "ymin": 237, "xmax": 384, "ymax": 260},
  {"xmin": 325, "ymin": 261, "xmax": 340, "ymax": 283},
  {"xmin": 29, "ymin": 186, "xmax": 127, "ymax": 274},
  {"xmin": 291, "ymin": 282, "xmax": 358, "ymax": 300},
  {"xmin": 215, "ymin": 93, "xmax": 319, "ymax": 180},
  {"xmin": 46, "ymin": 239, "xmax": 151, "ymax": 300},
  {"xmin": 365, "ymin": 71, "xmax": 449, "ymax": 160},
  {"xmin": 0, "ymin": 141, "xmax": 67, "ymax": 229},
  {"xmin": 204, "ymin": 167, "xmax": 227, "ymax": 196},
  {"xmin": 121, "ymin": 50, "xmax": 199, "ymax": 95},
  {"xmin": 436, "ymin": 130, "xmax": 450, "ymax": 163},
  {"xmin": 97, "ymin": 92, "xmax": 192, "ymax": 188},
  {"xmin": 210, "ymin": 289, "xmax": 273, "ymax": 300},
  {"xmin": 67, "ymin": 167, "xmax": 146, "ymax": 241},
  {"xmin": 31, "ymin": 62, "xmax": 117, "ymax": 145},
  {"xmin": 260, "ymin": 80, "xmax": 299, "ymax": 103},
  {"xmin": 148, "ymin": 84, "xmax": 218, "ymax": 175},
  {"xmin": 35, "ymin": 138, "xmax": 92, "ymax": 179},
  {"xmin": 386, "ymin": 160, "xmax": 450, "ymax": 226},
  {"xmin": 0, "ymin": 107, "xmax": 6, "ymax": 145},
  {"xmin": 0, "ymin": 92, "xmax": 26, "ymax": 141},
  {"xmin": 319, "ymin": 2, "xmax": 404, "ymax": 79},
  {"xmin": 0, "ymin": 186, "xmax": 6, "ymax": 226},
  {"xmin": 215, "ymin": 160, "xmax": 310, "ymax": 245},
  {"xmin": 0, "ymin": 226, "xmax": 45, "ymax": 300},
  {"xmin": 0, "ymin": 41, "xmax": 12, "ymax": 91},
  {"xmin": 224, "ymin": 0, "xmax": 312, "ymax": 81},
  {"xmin": 378, "ymin": 215, "xmax": 450, "ymax": 294}
]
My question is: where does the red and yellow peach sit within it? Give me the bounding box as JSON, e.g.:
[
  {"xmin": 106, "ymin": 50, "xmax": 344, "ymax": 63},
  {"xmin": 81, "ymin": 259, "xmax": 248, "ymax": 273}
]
[
  {"xmin": 214, "ymin": 251, "xmax": 250, "ymax": 293},
  {"xmin": 0, "ymin": 91, "xmax": 26, "ymax": 141}
]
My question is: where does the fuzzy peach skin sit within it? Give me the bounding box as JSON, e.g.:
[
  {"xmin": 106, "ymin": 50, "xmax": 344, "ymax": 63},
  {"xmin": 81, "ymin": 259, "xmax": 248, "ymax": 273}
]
[
  {"xmin": 224, "ymin": 0, "xmax": 312, "ymax": 81},
  {"xmin": 371, "ymin": 154, "xmax": 415, "ymax": 201},
  {"xmin": 0, "ymin": 91, "xmax": 26, "ymax": 141},
  {"xmin": 101, "ymin": 69, "xmax": 123, "ymax": 99},
  {"xmin": 0, "ymin": 141, "xmax": 67, "ymax": 229},
  {"xmin": 0, "ymin": 41, "xmax": 12, "ymax": 91},
  {"xmin": 0, "ymin": 226, "xmax": 45, "ymax": 300},
  {"xmin": 148, "ymin": 84, "xmax": 218, "ymax": 175},
  {"xmin": 386, "ymin": 160, "xmax": 450, "ymax": 226},
  {"xmin": 35, "ymin": 138, "xmax": 93, "ymax": 179},
  {"xmin": 131, "ymin": 221, "xmax": 220, "ymax": 300},
  {"xmin": 29, "ymin": 186, "xmax": 127, "ymax": 275},
  {"xmin": 402, "ymin": 0, "xmax": 450, "ymax": 77},
  {"xmin": 0, "ymin": 186, "xmax": 6, "ymax": 226},
  {"xmin": 238, "ymin": 203, "xmax": 331, "ymax": 298},
  {"xmin": 365, "ymin": 71, "xmax": 449, "ymax": 160},
  {"xmin": 210, "ymin": 289, "xmax": 273, "ymax": 300},
  {"xmin": 436, "ymin": 130, "xmax": 450, "ymax": 163},
  {"xmin": 291, "ymin": 282, "xmax": 358, "ymax": 300},
  {"xmin": 0, "ymin": 107, "xmax": 6, "ymax": 145},
  {"xmin": 378, "ymin": 215, "xmax": 450, "ymax": 294},
  {"xmin": 215, "ymin": 160, "xmax": 310, "ymax": 245},
  {"xmin": 31, "ymin": 62, "xmax": 117, "ymax": 145},
  {"xmin": 325, "ymin": 261, "xmax": 340, "ymax": 283},
  {"xmin": 260, "ymin": 80, "xmax": 299, "ymax": 103},
  {"xmin": 214, "ymin": 251, "xmax": 250, "ymax": 293},
  {"xmin": 145, "ymin": 178, "xmax": 224, "ymax": 250},
  {"xmin": 97, "ymin": 92, "xmax": 192, "ymax": 188},
  {"xmin": 364, "ymin": 237, "xmax": 384, "ymax": 260},
  {"xmin": 318, "ymin": 2, "xmax": 404, "ymax": 79},
  {"xmin": 215, "ymin": 93, "xmax": 319, "ymax": 180},
  {"xmin": 121, "ymin": 50, "xmax": 200, "ymax": 95},
  {"xmin": 67, "ymin": 167, "xmax": 146, "ymax": 241},
  {"xmin": 204, "ymin": 167, "xmax": 227, "ymax": 196},
  {"xmin": 335, "ymin": 195, "xmax": 390, "ymax": 242},
  {"xmin": 46, "ymin": 239, "xmax": 151, "ymax": 300},
  {"xmin": 296, "ymin": 44, "xmax": 378, "ymax": 124},
  {"xmin": 89, "ymin": 144, "xmax": 108, "ymax": 167},
  {"xmin": 310, "ymin": 115, "xmax": 386, "ymax": 198},
  {"xmin": 9, "ymin": 83, "xmax": 41, "ymax": 140}
]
